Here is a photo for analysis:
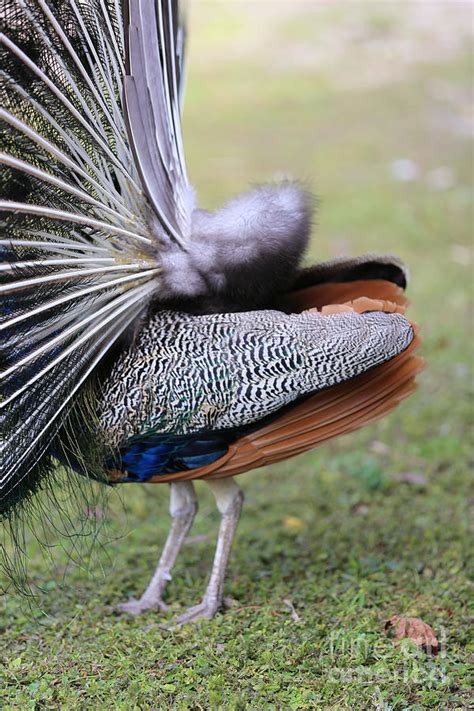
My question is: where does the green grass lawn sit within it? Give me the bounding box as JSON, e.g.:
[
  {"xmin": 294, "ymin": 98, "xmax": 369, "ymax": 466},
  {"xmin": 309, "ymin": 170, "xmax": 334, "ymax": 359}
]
[{"xmin": 1, "ymin": 3, "xmax": 472, "ymax": 709}]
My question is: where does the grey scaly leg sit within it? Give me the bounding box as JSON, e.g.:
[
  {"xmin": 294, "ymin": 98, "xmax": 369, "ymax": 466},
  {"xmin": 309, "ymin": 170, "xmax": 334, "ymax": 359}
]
[
  {"xmin": 174, "ymin": 478, "xmax": 244, "ymax": 625},
  {"xmin": 118, "ymin": 481, "xmax": 197, "ymax": 615}
]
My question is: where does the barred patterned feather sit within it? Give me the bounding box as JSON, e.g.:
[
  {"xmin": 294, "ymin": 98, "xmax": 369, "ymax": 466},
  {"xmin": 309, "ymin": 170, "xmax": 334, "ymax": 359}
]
[
  {"xmin": 99, "ymin": 309, "xmax": 414, "ymax": 453},
  {"xmin": 0, "ymin": 0, "xmax": 190, "ymax": 515}
]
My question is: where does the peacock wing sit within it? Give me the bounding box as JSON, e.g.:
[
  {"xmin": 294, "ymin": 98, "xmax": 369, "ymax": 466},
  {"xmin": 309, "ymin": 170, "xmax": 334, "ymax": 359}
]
[
  {"xmin": 147, "ymin": 283, "xmax": 423, "ymax": 483},
  {"xmin": 99, "ymin": 296, "xmax": 419, "ymax": 483}
]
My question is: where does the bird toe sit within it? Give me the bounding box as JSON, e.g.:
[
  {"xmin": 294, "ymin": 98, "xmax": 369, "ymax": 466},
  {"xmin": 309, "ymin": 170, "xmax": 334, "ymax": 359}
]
[
  {"xmin": 117, "ymin": 597, "xmax": 169, "ymax": 616},
  {"xmin": 173, "ymin": 598, "xmax": 220, "ymax": 625}
]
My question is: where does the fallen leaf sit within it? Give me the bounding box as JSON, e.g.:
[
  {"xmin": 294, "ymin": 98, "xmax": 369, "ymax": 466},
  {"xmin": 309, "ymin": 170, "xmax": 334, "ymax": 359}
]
[
  {"xmin": 385, "ymin": 615, "xmax": 439, "ymax": 655},
  {"xmin": 391, "ymin": 471, "xmax": 428, "ymax": 486},
  {"xmin": 283, "ymin": 516, "xmax": 305, "ymax": 530},
  {"xmin": 283, "ymin": 598, "xmax": 301, "ymax": 622}
]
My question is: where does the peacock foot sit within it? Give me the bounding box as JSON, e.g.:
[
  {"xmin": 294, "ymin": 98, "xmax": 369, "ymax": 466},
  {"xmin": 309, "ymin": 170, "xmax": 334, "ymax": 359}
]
[
  {"xmin": 117, "ymin": 595, "xmax": 169, "ymax": 616},
  {"xmin": 173, "ymin": 596, "xmax": 221, "ymax": 625}
]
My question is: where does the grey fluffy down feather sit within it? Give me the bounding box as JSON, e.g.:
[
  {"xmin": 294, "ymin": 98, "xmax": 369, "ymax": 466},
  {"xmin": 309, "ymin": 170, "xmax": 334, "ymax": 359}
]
[{"xmin": 152, "ymin": 183, "xmax": 313, "ymax": 312}]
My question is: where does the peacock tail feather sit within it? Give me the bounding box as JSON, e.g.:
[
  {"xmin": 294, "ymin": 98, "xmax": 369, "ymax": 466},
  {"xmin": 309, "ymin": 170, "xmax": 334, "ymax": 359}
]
[
  {"xmin": 0, "ymin": 0, "xmax": 190, "ymax": 520},
  {"xmin": 0, "ymin": 2, "xmax": 194, "ymax": 592}
]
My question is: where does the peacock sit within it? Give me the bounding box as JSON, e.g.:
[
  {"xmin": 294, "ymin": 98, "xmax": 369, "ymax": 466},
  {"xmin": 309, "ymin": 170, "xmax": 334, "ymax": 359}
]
[{"xmin": 0, "ymin": 0, "xmax": 423, "ymax": 623}]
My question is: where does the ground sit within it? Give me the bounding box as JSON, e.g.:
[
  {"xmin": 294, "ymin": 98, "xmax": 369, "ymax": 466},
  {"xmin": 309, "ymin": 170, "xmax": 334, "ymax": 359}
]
[{"xmin": 1, "ymin": 2, "xmax": 472, "ymax": 709}]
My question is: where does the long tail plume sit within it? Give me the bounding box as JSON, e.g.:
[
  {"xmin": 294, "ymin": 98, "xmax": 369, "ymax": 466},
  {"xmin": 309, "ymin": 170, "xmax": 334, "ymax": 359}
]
[{"xmin": 0, "ymin": 1, "xmax": 189, "ymax": 587}]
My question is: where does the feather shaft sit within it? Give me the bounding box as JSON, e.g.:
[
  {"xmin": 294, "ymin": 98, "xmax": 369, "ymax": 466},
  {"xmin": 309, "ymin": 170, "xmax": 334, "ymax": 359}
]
[
  {"xmin": 1, "ymin": 302, "xmax": 145, "ymax": 489},
  {"xmin": 0, "ymin": 268, "xmax": 159, "ymax": 331},
  {"xmin": 0, "ymin": 282, "xmax": 155, "ymax": 405},
  {"xmin": 0, "ymin": 108, "xmax": 143, "ymax": 224},
  {"xmin": 0, "ymin": 202, "xmax": 152, "ymax": 244},
  {"xmin": 0, "ymin": 33, "xmax": 135, "ymax": 184},
  {"xmin": 0, "ymin": 264, "xmax": 157, "ymax": 295}
]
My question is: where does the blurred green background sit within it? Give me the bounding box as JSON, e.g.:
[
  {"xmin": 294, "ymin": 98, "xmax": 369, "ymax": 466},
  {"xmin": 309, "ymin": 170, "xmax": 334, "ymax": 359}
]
[{"xmin": 1, "ymin": 2, "xmax": 472, "ymax": 708}]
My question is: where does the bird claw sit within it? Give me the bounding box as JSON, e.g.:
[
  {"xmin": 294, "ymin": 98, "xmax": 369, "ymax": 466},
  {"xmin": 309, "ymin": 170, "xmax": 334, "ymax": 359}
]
[
  {"xmin": 117, "ymin": 596, "xmax": 169, "ymax": 616},
  {"xmin": 173, "ymin": 597, "xmax": 220, "ymax": 625}
]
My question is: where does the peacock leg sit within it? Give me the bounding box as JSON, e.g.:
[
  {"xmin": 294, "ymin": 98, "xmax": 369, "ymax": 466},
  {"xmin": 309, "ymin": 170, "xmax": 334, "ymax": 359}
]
[
  {"xmin": 118, "ymin": 481, "xmax": 197, "ymax": 615},
  {"xmin": 174, "ymin": 478, "xmax": 243, "ymax": 625}
]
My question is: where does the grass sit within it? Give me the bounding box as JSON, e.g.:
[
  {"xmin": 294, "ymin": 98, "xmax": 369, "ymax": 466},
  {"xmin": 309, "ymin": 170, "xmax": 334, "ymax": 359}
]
[{"xmin": 1, "ymin": 3, "xmax": 473, "ymax": 709}]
